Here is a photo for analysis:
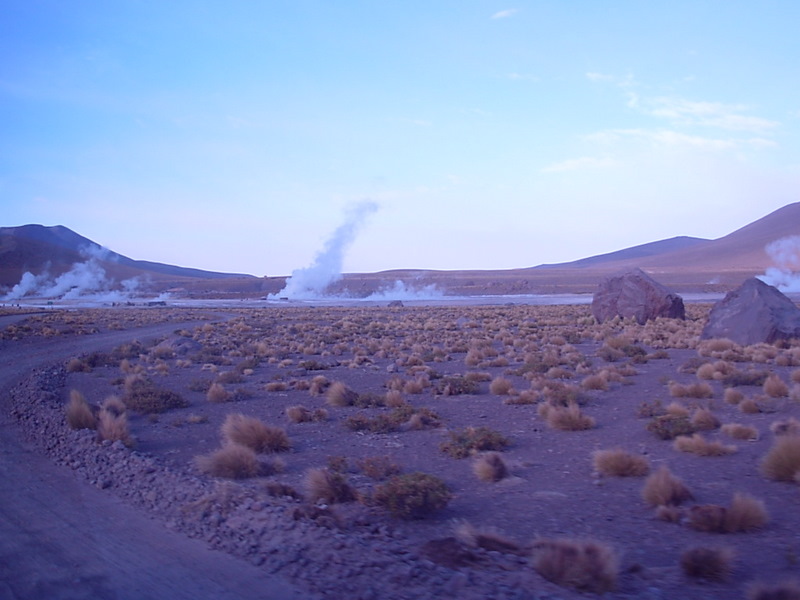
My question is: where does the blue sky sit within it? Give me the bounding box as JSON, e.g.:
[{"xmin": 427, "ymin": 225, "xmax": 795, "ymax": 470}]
[{"xmin": 2, "ymin": 1, "xmax": 798, "ymax": 277}]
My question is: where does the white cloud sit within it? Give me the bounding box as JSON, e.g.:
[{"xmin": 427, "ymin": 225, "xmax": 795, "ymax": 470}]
[
  {"xmin": 541, "ymin": 156, "xmax": 618, "ymax": 173},
  {"xmin": 639, "ymin": 96, "xmax": 778, "ymax": 134},
  {"xmin": 491, "ymin": 9, "xmax": 518, "ymax": 19},
  {"xmin": 585, "ymin": 128, "xmax": 738, "ymax": 151}
]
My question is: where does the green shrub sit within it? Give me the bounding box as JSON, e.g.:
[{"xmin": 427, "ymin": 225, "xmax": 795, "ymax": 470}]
[
  {"xmin": 372, "ymin": 472, "xmax": 452, "ymax": 519},
  {"xmin": 440, "ymin": 426, "xmax": 509, "ymax": 458},
  {"xmin": 124, "ymin": 379, "xmax": 189, "ymax": 414},
  {"xmin": 646, "ymin": 414, "xmax": 695, "ymax": 440}
]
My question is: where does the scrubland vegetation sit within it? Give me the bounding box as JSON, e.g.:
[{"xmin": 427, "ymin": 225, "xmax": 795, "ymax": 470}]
[{"xmin": 26, "ymin": 301, "xmax": 800, "ymax": 597}]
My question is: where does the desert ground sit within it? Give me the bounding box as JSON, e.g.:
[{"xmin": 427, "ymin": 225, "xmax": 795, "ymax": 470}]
[{"xmin": 3, "ymin": 303, "xmax": 800, "ymax": 599}]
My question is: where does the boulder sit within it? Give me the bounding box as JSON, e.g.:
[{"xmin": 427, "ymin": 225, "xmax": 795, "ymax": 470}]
[
  {"xmin": 701, "ymin": 278, "xmax": 800, "ymax": 345},
  {"xmin": 592, "ymin": 268, "xmax": 685, "ymax": 325}
]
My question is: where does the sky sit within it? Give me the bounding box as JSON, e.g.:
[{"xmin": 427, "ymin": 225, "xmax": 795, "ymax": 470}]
[{"xmin": 2, "ymin": 1, "xmax": 799, "ymax": 277}]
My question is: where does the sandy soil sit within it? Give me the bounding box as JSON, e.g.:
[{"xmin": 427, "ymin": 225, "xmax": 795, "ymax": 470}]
[{"xmin": 3, "ymin": 305, "xmax": 800, "ymax": 599}]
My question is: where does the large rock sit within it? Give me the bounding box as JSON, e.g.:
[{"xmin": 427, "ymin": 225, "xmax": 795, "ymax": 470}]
[
  {"xmin": 592, "ymin": 268, "xmax": 685, "ymax": 325},
  {"xmin": 701, "ymin": 278, "xmax": 800, "ymax": 345}
]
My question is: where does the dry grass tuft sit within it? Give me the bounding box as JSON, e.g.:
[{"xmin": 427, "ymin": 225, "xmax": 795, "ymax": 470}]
[
  {"xmin": 761, "ymin": 435, "xmax": 800, "ymax": 481},
  {"xmin": 690, "ymin": 408, "xmax": 720, "ymax": 431},
  {"xmin": 674, "ymin": 434, "xmax": 737, "ymax": 457},
  {"xmin": 592, "ymin": 448, "xmax": 649, "ymax": 477},
  {"xmin": 473, "ymin": 452, "xmax": 509, "ymax": 482},
  {"xmin": 358, "ymin": 455, "xmax": 402, "ymax": 480},
  {"xmin": 195, "ymin": 444, "xmax": 261, "ymax": 479},
  {"xmin": 489, "ymin": 376, "xmax": 514, "ymax": 396},
  {"xmin": 66, "ymin": 389, "xmax": 96, "ymax": 430},
  {"xmin": 680, "ymin": 546, "xmax": 734, "ymax": 581},
  {"xmin": 764, "ymin": 374, "xmax": 789, "ymax": 398},
  {"xmin": 305, "ymin": 468, "xmax": 356, "ymax": 504},
  {"xmin": 544, "ymin": 402, "xmax": 595, "ymax": 431},
  {"xmin": 325, "ymin": 381, "xmax": 358, "ymax": 407},
  {"xmin": 531, "ymin": 538, "xmax": 618, "ymax": 594},
  {"xmin": 221, "ymin": 413, "xmax": 290, "ymax": 453},
  {"xmin": 726, "ymin": 492, "xmax": 769, "ymax": 532},
  {"xmin": 721, "ymin": 423, "xmax": 759, "ymax": 441},
  {"xmin": 97, "ymin": 408, "xmax": 134, "ymax": 446},
  {"xmin": 669, "ymin": 381, "xmax": 714, "ymax": 399},
  {"xmin": 642, "ymin": 466, "xmax": 693, "ymax": 506},
  {"xmin": 206, "ymin": 382, "xmax": 230, "ymax": 403},
  {"xmin": 724, "ymin": 388, "xmax": 745, "ymax": 405},
  {"xmin": 285, "ymin": 405, "xmax": 312, "ymax": 423},
  {"xmin": 581, "ymin": 373, "xmax": 608, "ymax": 391}
]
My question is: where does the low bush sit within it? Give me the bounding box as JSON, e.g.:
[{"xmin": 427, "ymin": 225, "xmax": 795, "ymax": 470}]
[
  {"xmin": 646, "ymin": 415, "xmax": 695, "ymax": 440},
  {"xmin": 592, "ymin": 448, "xmax": 649, "ymax": 477},
  {"xmin": 358, "ymin": 455, "xmax": 402, "ymax": 480},
  {"xmin": 195, "ymin": 444, "xmax": 261, "ymax": 479},
  {"xmin": 680, "ymin": 546, "xmax": 733, "ymax": 581},
  {"xmin": 440, "ymin": 427, "xmax": 510, "ymax": 458},
  {"xmin": 435, "ymin": 376, "xmax": 479, "ymax": 396},
  {"xmin": 642, "ymin": 466, "xmax": 693, "ymax": 506},
  {"xmin": 206, "ymin": 382, "xmax": 230, "ymax": 403},
  {"xmin": 721, "ymin": 423, "xmax": 759, "ymax": 441},
  {"xmin": 673, "ymin": 434, "xmax": 737, "ymax": 457},
  {"xmin": 221, "ymin": 413, "xmax": 290, "ymax": 453},
  {"xmin": 761, "ymin": 435, "xmax": 800, "ymax": 481},
  {"xmin": 473, "ymin": 452, "xmax": 508, "ymax": 482},
  {"xmin": 305, "ymin": 468, "xmax": 356, "ymax": 504},
  {"xmin": 372, "ymin": 472, "xmax": 452, "ymax": 519},
  {"xmin": 325, "ymin": 381, "xmax": 358, "ymax": 407},
  {"xmin": 124, "ymin": 378, "xmax": 189, "ymax": 414},
  {"xmin": 531, "ymin": 538, "xmax": 618, "ymax": 593},
  {"xmin": 544, "ymin": 402, "xmax": 595, "ymax": 431}
]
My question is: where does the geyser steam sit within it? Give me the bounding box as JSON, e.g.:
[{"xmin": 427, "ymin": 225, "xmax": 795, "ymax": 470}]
[
  {"xmin": 274, "ymin": 201, "xmax": 379, "ymax": 299},
  {"xmin": 759, "ymin": 235, "xmax": 800, "ymax": 293},
  {"xmin": 3, "ymin": 245, "xmax": 145, "ymax": 302}
]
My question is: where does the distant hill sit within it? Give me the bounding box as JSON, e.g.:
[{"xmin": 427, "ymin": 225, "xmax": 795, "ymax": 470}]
[
  {"xmin": 3, "ymin": 203, "xmax": 799, "ymax": 298},
  {"xmin": 534, "ymin": 236, "xmax": 711, "ymax": 269},
  {"xmin": 0, "ymin": 224, "xmax": 253, "ymax": 289}
]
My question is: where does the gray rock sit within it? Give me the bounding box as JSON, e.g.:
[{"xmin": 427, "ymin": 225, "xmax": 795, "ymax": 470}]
[
  {"xmin": 592, "ymin": 269, "xmax": 685, "ymax": 325},
  {"xmin": 701, "ymin": 277, "xmax": 800, "ymax": 344}
]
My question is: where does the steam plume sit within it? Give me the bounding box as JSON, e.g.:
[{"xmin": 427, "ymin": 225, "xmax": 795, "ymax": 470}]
[
  {"xmin": 3, "ymin": 245, "xmax": 145, "ymax": 302},
  {"xmin": 274, "ymin": 201, "xmax": 379, "ymax": 299},
  {"xmin": 759, "ymin": 235, "xmax": 800, "ymax": 293}
]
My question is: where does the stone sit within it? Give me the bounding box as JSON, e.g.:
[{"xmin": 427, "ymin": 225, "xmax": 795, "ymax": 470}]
[
  {"xmin": 701, "ymin": 277, "xmax": 800, "ymax": 345},
  {"xmin": 591, "ymin": 269, "xmax": 685, "ymax": 325}
]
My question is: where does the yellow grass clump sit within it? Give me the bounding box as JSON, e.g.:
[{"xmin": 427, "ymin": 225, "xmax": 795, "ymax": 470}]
[
  {"xmin": 721, "ymin": 423, "xmax": 759, "ymax": 441},
  {"xmin": 592, "ymin": 448, "xmax": 649, "ymax": 477},
  {"xmin": 489, "ymin": 376, "xmax": 514, "ymax": 396},
  {"xmin": 66, "ymin": 389, "xmax": 96, "ymax": 430},
  {"xmin": 763, "ymin": 374, "xmax": 789, "ymax": 398},
  {"xmin": 544, "ymin": 402, "xmax": 595, "ymax": 431},
  {"xmin": 221, "ymin": 413, "xmax": 290, "ymax": 453},
  {"xmin": 642, "ymin": 466, "xmax": 693, "ymax": 506},
  {"xmin": 761, "ymin": 435, "xmax": 800, "ymax": 481},
  {"xmin": 674, "ymin": 434, "xmax": 737, "ymax": 457},
  {"xmin": 206, "ymin": 382, "xmax": 230, "ymax": 403},
  {"xmin": 473, "ymin": 452, "xmax": 509, "ymax": 482},
  {"xmin": 195, "ymin": 444, "xmax": 261, "ymax": 479}
]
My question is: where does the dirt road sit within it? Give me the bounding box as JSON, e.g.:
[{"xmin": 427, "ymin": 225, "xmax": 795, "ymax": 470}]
[{"xmin": 0, "ymin": 319, "xmax": 311, "ymax": 600}]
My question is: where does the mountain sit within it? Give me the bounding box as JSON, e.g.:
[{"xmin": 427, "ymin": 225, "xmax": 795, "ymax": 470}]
[
  {"xmin": 0, "ymin": 224, "xmax": 254, "ymax": 290},
  {"xmin": 529, "ymin": 203, "xmax": 800, "ymax": 273},
  {"xmin": 534, "ymin": 236, "xmax": 712, "ymax": 269}
]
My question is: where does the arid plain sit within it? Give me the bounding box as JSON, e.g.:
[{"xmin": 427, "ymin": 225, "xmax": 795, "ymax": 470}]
[{"xmin": 4, "ymin": 302, "xmax": 800, "ymax": 599}]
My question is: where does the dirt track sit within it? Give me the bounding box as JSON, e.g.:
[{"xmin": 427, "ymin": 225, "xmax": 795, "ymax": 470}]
[{"xmin": 0, "ymin": 317, "xmax": 308, "ymax": 600}]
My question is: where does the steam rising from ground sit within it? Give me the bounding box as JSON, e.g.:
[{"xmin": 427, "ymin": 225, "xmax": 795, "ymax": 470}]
[
  {"xmin": 3, "ymin": 245, "xmax": 159, "ymax": 303},
  {"xmin": 759, "ymin": 235, "xmax": 800, "ymax": 292},
  {"xmin": 272, "ymin": 201, "xmax": 378, "ymax": 299},
  {"xmin": 272, "ymin": 201, "xmax": 443, "ymax": 300}
]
